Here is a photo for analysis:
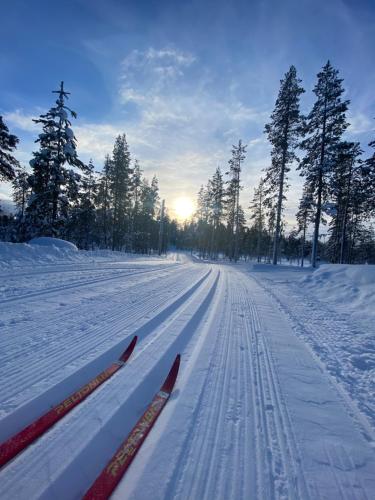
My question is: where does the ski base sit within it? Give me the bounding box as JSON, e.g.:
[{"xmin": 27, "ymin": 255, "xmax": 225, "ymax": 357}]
[{"xmin": 83, "ymin": 354, "xmax": 180, "ymax": 500}]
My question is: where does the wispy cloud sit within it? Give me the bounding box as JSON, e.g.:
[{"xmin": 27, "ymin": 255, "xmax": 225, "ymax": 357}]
[
  {"xmin": 1, "ymin": 46, "xmax": 300, "ymax": 224},
  {"xmin": 348, "ymin": 111, "xmax": 375, "ymax": 135},
  {"xmin": 3, "ymin": 110, "xmax": 39, "ymax": 133}
]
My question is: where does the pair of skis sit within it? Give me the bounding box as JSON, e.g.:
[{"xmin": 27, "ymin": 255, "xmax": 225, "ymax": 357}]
[{"xmin": 0, "ymin": 337, "xmax": 180, "ymax": 498}]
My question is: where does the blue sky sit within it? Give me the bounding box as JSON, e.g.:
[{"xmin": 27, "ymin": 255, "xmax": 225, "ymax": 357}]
[{"xmin": 1, "ymin": 0, "xmax": 374, "ymax": 224}]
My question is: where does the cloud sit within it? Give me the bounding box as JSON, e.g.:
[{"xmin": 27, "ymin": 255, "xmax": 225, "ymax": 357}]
[
  {"xmin": 348, "ymin": 112, "xmax": 375, "ymax": 135},
  {"xmin": 3, "ymin": 110, "xmax": 39, "ymax": 133},
  {"xmin": 1, "ymin": 46, "xmax": 304, "ymax": 226}
]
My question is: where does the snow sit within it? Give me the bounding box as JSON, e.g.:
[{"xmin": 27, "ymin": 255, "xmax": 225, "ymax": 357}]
[
  {"xmin": 0, "ymin": 250, "xmax": 374, "ymax": 499},
  {"xmin": 29, "ymin": 237, "xmax": 79, "ymax": 251},
  {"xmin": 301, "ymin": 263, "xmax": 375, "ymax": 325}
]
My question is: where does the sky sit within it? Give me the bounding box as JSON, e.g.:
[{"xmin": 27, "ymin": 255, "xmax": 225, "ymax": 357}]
[{"xmin": 1, "ymin": 0, "xmax": 374, "ymax": 225}]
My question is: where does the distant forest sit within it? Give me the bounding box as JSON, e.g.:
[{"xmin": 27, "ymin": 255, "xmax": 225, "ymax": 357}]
[{"xmin": 1, "ymin": 61, "xmax": 375, "ymax": 265}]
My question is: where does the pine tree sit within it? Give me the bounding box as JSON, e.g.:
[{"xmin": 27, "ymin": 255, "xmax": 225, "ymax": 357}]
[
  {"xmin": 26, "ymin": 82, "xmax": 85, "ymax": 237},
  {"xmin": 364, "ymin": 131, "xmax": 375, "ymax": 218},
  {"xmin": 71, "ymin": 159, "xmax": 97, "ymax": 249},
  {"xmin": 95, "ymin": 155, "xmax": 112, "ymax": 248},
  {"xmin": 264, "ymin": 66, "xmax": 304, "ymax": 265},
  {"xmin": 0, "ymin": 116, "xmax": 19, "ymax": 181},
  {"xmin": 250, "ymin": 178, "xmax": 266, "ymax": 262},
  {"xmin": 296, "ymin": 185, "xmax": 314, "ymax": 267},
  {"xmin": 226, "ymin": 140, "xmax": 247, "ymax": 261},
  {"xmin": 108, "ymin": 134, "xmax": 133, "ymax": 250},
  {"xmin": 299, "ymin": 61, "xmax": 349, "ymax": 267},
  {"xmin": 131, "ymin": 159, "xmax": 143, "ymax": 250},
  {"xmin": 12, "ymin": 166, "xmax": 30, "ymax": 219},
  {"xmin": 208, "ymin": 167, "xmax": 224, "ymax": 259},
  {"xmin": 195, "ymin": 184, "xmax": 210, "ymax": 257},
  {"xmin": 327, "ymin": 141, "xmax": 362, "ymax": 263}
]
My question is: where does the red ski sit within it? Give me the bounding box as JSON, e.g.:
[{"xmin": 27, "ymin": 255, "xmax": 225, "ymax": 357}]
[
  {"xmin": 83, "ymin": 354, "xmax": 181, "ymax": 500},
  {"xmin": 0, "ymin": 336, "xmax": 137, "ymax": 469}
]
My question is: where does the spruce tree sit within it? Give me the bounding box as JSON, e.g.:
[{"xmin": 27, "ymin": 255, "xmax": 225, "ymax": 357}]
[
  {"xmin": 0, "ymin": 116, "xmax": 19, "ymax": 181},
  {"xmin": 26, "ymin": 82, "xmax": 85, "ymax": 237},
  {"xmin": 299, "ymin": 61, "xmax": 349, "ymax": 267},
  {"xmin": 108, "ymin": 134, "xmax": 133, "ymax": 250},
  {"xmin": 264, "ymin": 65, "xmax": 304, "ymax": 265},
  {"xmin": 71, "ymin": 159, "xmax": 97, "ymax": 249},
  {"xmin": 12, "ymin": 166, "xmax": 30, "ymax": 219},
  {"xmin": 95, "ymin": 155, "xmax": 112, "ymax": 248}
]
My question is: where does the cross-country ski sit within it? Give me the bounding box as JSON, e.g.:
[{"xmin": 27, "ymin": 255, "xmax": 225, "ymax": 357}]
[
  {"xmin": 0, "ymin": 336, "xmax": 137, "ymax": 468},
  {"xmin": 84, "ymin": 354, "xmax": 180, "ymax": 500}
]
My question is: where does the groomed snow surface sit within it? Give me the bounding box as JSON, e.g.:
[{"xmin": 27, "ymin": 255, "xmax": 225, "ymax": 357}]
[{"xmin": 0, "ymin": 241, "xmax": 374, "ymax": 499}]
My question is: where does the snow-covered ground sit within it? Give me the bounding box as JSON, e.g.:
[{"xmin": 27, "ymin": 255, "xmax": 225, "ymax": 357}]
[{"xmin": 0, "ymin": 242, "xmax": 374, "ymax": 499}]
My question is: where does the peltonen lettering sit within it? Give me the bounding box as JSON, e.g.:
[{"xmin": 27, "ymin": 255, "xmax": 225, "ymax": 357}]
[
  {"xmin": 54, "ymin": 371, "xmax": 116, "ymax": 415},
  {"xmin": 104, "ymin": 398, "xmax": 167, "ymax": 478}
]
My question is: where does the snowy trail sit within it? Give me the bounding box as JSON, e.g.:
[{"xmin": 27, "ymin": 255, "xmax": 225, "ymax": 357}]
[
  {"xmin": 0, "ymin": 256, "xmax": 374, "ymax": 499},
  {"xmin": 114, "ymin": 265, "xmax": 375, "ymax": 500}
]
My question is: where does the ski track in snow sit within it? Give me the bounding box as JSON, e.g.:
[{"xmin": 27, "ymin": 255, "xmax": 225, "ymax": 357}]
[{"xmin": 0, "ymin": 256, "xmax": 374, "ymax": 499}]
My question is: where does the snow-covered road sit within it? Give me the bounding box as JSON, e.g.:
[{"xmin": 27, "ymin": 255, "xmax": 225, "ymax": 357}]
[{"xmin": 0, "ymin": 253, "xmax": 374, "ymax": 499}]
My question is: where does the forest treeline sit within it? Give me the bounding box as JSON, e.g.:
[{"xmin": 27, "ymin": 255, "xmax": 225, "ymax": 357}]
[
  {"xmin": 1, "ymin": 61, "xmax": 375, "ymax": 265},
  {"xmin": 0, "ymin": 82, "xmax": 176, "ymax": 253},
  {"xmin": 177, "ymin": 62, "xmax": 375, "ymax": 266}
]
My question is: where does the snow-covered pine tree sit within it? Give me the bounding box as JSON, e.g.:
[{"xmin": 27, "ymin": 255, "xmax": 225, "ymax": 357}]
[
  {"xmin": 364, "ymin": 132, "xmax": 375, "ymax": 218},
  {"xmin": 69, "ymin": 159, "xmax": 97, "ymax": 249},
  {"xmin": 299, "ymin": 61, "xmax": 349, "ymax": 267},
  {"xmin": 108, "ymin": 134, "xmax": 133, "ymax": 251},
  {"xmin": 296, "ymin": 185, "xmax": 314, "ymax": 267},
  {"xmin": 0, "ymin": 116, "xmax": 19, "ymax": 182},
  {"xmin": 26, "ymin": 82, "xmax": 85, "ymax": 238},
  {"xmin": 226, "ymin": 140, "xmax": 247, "ymax": 262},
  {"xmin": 264, "ymin": 65, "xmax": 304, "ymax": 265}
]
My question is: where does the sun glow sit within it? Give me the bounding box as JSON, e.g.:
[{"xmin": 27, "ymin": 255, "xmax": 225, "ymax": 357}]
[{"xmin": 174, "ymin": 197, "xmax": 195, "ymax": 221}]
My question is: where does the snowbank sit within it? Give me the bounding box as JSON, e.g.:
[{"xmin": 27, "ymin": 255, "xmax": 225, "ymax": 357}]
[
  {"xmin": 301, "ymin": 264, "xmax": 375, "ymax": 323},
  {"xmin": 0, "ymin": 240, "xmax": 84, "ymax": 270},
  {"xmin": 29, "ymin": 237, "xmax": 78, "ymax": 251},
  {"xmin": 0, "ymin": 240, "xmax": 168, "ymax": 270}
]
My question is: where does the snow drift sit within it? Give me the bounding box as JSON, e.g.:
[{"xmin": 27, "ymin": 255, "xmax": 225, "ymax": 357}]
[{"xmin": 301, "ymin": 264, "xmax": 375, "ymax": 324}]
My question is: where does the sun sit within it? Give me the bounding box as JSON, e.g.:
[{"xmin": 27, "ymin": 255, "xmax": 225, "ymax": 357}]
[{"xmin": 174, "ymin": 197, "xmax": 195, "ymax": 221}]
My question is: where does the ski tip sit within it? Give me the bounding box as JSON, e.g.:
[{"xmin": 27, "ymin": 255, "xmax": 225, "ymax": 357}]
[
  {"xmin": 161, "ymin": 354, "xmax": 181, "ymax": 394},
  {"xmin": 120, "ymin": 336, "xmax": 138, "ymax": 363}
]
